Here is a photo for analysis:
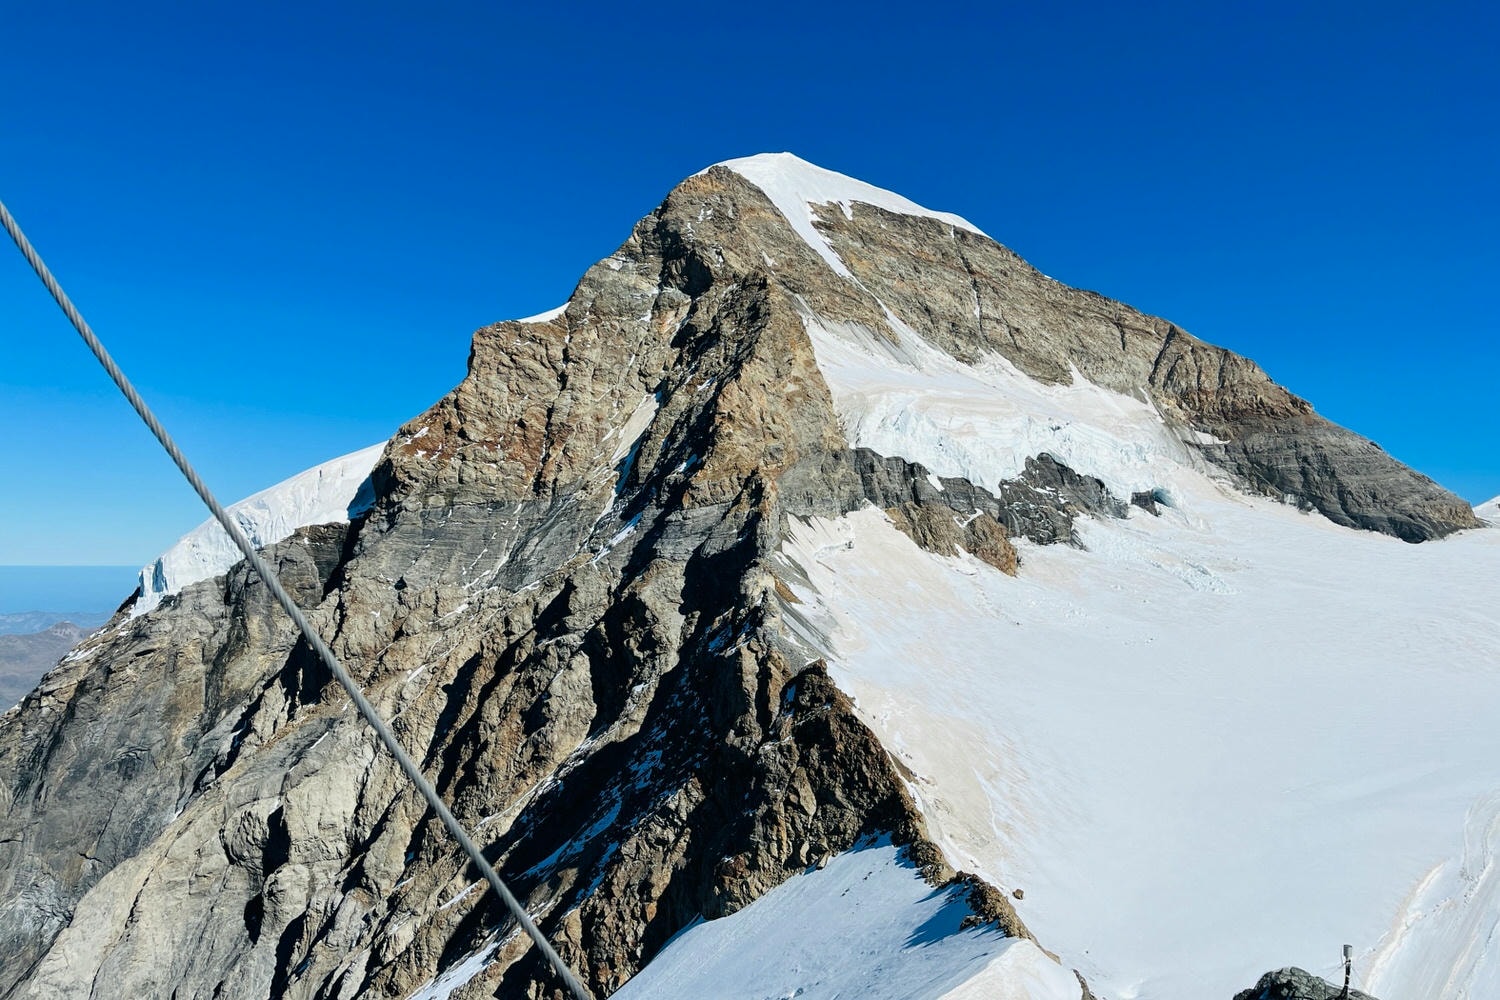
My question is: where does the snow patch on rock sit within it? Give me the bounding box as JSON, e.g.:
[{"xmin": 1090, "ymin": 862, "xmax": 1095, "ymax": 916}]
[
  {"xmin": 516, "ymin": 303, "xmax": 567, "ymax": 324},
  {"xmin": 799, "ymin": 308, "xmax": 1208, "ymax": 505},
  {"xmin": 133, "ymin": 443, "xmax": 385, "ymax": 615},
  {"xmin": 716, "ymin": 152, "xmax": 986, "ymax": 279},
  {"xmin": 403, "ymin": 940, "xmax": 499, "ymax": 1000}
]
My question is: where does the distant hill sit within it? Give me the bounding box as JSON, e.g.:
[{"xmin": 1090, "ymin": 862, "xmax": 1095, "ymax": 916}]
[
  {"xmin": 0, "ymin": 621, "xmax": 90, "ymax": 710},
  {"xmin": 0, "ymin": 610, "xmax": 112, "ymax": 636},
  {"xmin": 0, "ymin": 566, "xmax": 132, "ymax": 710},
  {"xmin": 0, "ymin": 566, "xmax": 137, "ymax": 624}
]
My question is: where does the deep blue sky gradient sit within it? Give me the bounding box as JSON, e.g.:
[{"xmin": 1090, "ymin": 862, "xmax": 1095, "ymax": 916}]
[{"xmin": 3, "ymin": 1, "xmax": 1496, "ymax": 564}]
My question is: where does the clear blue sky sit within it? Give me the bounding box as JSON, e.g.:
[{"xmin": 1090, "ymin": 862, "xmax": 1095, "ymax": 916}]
[{"xmin": 3, "ymin": 1, "xmax": 1496, "ymax": 565}]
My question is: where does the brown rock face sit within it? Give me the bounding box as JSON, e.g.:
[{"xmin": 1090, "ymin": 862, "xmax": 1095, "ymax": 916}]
[
  {"xmin": 885, "ymin": 503, "xmax": 1018, "ymax": 576},
  {"xmin": 803, "ymin": 187, "xmax": 1477, "ymax": 541},
  {"xmin": 0, "ymin": 155, "xmax": 1477, "ymax": 1000},
  {"xmin": 0, "ymin": 166, "xmax": 1076, "ymax": 1000}
]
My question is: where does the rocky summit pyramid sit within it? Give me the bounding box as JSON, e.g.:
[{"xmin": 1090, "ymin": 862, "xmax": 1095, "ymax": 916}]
[{"xmin": 2, "ymin": 154, "xmax": 1495, "ymax": 1000}]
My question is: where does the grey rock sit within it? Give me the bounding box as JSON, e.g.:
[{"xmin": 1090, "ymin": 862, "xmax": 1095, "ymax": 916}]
[{"xmin": 1232, "ymin": 966, "xmax": 1378, "ymax": 1000}]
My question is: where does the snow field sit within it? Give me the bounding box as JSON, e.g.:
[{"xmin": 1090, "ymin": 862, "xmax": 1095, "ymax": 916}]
[
  {"xmin": 800, "ymin": 309, "xmax": 1212, "ymax": 507},
  {"xmin": 612, "ymin": 840, "xmax": 1080, "ymax": 1000},
  {"xmin": 707, "ymin": 177, "xmax": 1500, "ymax": 997},
  {"xmin": 777, "ymin": 491, "xmax": 1500, "ymax": 1000}
]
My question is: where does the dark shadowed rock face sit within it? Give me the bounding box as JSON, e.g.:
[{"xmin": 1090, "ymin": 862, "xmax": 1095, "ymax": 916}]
[
  {"xmin": 0, "ymin": 157, "xmax": 1474, "ymax": 1000},
  {"xmin": 1232, "ymin": 966, "xmax": 1379, "ymax": 1000}
]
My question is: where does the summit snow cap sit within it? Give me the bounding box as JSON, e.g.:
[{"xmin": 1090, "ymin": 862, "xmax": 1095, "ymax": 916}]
[{"xmin": 712, "ymin": 152, "xmax": 986, "ymax": 278}]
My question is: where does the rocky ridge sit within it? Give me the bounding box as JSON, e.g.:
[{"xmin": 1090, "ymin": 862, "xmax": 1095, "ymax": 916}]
[
  {"xmin": 0, "ymin": 154, "xmax": 1477, "ymax": 1000},
  {"xmin": 1232, "ymin": 967, "xmax": 1378, "ymax": 1000}
]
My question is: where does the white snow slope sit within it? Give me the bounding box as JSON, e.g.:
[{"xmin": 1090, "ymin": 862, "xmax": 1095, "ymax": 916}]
[
  {"xmin": 702, "ymin": 154, "xmax": 1500, "ymax": 1000},
  {"xmin": 134, "ymin": 443, "xmax": 384, "ymax": 614},
  {"xmin": 615, "ymin": 840, "xmax": 1079, "ymax": 1000},
  {"xmin": 780, "ymin": 498, "xmax": 1500, "ymax": 1000}
]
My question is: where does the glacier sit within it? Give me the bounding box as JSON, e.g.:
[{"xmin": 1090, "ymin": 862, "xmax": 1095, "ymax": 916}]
[
  {"xmin": 769, "ymin": 329, "xmax": 1500, "ymax": 998},
  {"xmin": 698, "ymin": 152, "xmax": 1500, "ymax": 998},
  {"xmin": 133, "ymin": 443, "xmax": 385, "ymax": 615}
]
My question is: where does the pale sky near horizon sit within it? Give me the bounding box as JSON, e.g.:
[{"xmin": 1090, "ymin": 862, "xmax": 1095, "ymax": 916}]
[{"xmin": 3, "ymin": 1, "xmax": 1496, "ymax": 566}]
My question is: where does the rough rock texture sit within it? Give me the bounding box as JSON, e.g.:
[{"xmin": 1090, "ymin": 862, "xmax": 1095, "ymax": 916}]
[
  {"xmin": 808, "ymin": 194, "xmax": 1478, "ymax": 541},
  {"xmin": 850, "ymin": 449, "xmax": 1125, "ymax": 549},
  {"xmin": 0, "ymin": 157, "xmax": 1472, "ymax": 1000},
  {"xmin": 0, "ymin": 168, "xmax": 1053, "ymax": 1000},
  {"xmin": 1232, "ymin": 966, "xmax": 1378, "ymax": 1000}
]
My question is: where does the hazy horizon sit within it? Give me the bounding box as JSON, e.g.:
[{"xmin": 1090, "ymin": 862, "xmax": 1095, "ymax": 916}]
[{"xmin": 0, "ymin": 565, "xmax": 139, "ymax": 616}]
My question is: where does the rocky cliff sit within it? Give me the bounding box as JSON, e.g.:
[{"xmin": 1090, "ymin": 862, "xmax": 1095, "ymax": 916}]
[{"xmin": 0, "ymin": 154, "xmax": 1479, "ymax": 1000}]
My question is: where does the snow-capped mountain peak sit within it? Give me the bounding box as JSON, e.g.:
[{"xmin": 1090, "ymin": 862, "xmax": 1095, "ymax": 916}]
[{"xmin": 713, "ymin": 151, "xmax": 985, "ymax": 277}]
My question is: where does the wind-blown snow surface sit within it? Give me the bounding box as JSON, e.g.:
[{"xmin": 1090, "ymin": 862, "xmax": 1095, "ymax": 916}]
[
  {"xmin": 716, "ymin": 153, "xmax": 986, "ymax": 279},
  {"xmin": 1477, "ymin": 495, "xmax": 1500, "ymax": 525},
  {"xmin": 133, "ymin": 443, "xmax": 384, "ymax": 614},
  {"xmin": 614, "ymin": 840, "xmax": 1080, "ymax": 1000},
  {"xmin": 777, "ymin": 494, "xmax": 1500, "ymax": 1000}
]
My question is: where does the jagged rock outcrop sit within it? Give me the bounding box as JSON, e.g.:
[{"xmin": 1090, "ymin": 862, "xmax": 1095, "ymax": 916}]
[
  {"xmin": 0, "ymin": 154, "xmax": 1476, "ymax": 1000},
  {"xmin": 1232, "ymin": 967, "xmax": 1378, "ymax": 1000}
]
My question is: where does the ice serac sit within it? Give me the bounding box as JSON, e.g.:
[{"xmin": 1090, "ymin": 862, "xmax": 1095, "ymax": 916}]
[
  {"xmin": 133, "ymin": 443, "xmax": 385, "ymax": 614},
  {"xmin": 0, "ymin": 152, "xmax": 1487, "ymax": 1000}
]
